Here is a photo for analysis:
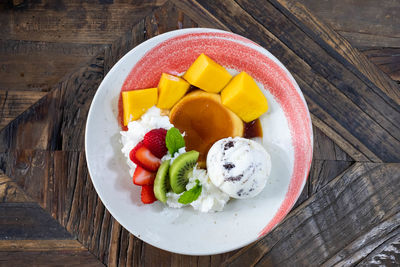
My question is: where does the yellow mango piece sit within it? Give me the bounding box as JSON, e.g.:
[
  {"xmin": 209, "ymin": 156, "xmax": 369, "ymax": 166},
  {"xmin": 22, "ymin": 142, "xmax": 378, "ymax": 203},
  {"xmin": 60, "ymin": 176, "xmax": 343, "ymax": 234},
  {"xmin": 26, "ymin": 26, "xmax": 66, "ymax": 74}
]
[
  {"xmin": 221, "ymin": 71, "xmax": 268, "ymax": 122},
  {"xmin": 157, "ymin": 73, "xmax": 190, "ymax": 109},
  {"xmin": 122, "ymin": 88, "xmax": 158, "ymax": 126},
  {"xmin": 183, "ymin": 53, "xmax": 232, "ymax": 93}
]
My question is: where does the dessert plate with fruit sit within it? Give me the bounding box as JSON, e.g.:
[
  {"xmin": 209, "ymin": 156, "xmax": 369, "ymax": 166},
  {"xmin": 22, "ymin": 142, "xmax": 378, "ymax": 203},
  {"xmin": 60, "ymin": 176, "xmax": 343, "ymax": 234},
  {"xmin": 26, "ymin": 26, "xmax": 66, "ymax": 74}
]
[{"xmin": 85, "ymin": 28, "xmax": 313, "ymax": 255}]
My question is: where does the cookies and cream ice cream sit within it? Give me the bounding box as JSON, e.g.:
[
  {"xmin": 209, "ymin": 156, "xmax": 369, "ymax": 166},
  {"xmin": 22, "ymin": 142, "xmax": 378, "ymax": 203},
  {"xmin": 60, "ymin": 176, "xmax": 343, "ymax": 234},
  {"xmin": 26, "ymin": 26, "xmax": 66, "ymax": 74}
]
[{"xmin": 206, "ymin": 137, "xmax": 271, "ymax": 199}]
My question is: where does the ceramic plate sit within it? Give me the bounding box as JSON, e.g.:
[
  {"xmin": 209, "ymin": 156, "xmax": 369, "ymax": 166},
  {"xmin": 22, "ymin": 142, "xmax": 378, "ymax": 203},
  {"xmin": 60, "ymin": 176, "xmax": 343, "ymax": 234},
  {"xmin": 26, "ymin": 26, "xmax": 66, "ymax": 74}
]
[{"xmin": 85, "ymin": 28, "xmax": 313, "ymax": 255}]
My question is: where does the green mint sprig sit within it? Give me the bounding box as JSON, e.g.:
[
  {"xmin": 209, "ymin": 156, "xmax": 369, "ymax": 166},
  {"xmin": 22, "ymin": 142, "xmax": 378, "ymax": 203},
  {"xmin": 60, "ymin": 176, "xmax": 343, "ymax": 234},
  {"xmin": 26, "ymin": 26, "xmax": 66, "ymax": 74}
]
[
  {"xmin": 165, "ymin": 127, "xmax": 185, "ymax": 155},
  {"xmin": 178, "ymin": 179, "xmax": 202, "ymax": 204}
]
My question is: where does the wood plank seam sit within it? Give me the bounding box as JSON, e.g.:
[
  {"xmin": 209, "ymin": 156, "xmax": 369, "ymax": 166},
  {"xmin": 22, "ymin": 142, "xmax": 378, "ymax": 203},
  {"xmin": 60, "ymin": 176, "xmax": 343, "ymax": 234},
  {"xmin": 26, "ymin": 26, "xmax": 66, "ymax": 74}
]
[
  {"xmin": 321, "ymin": 215, "xmax": 400, "ymax": 266},
  {"xmin": 310, "ymin": 114, "xmax": 377, "ymax": 163},
  {"xmin": 354, "ymin": 232, "xmax": 400, "ymax": 266},
  {"xmin": 269, "ymin": 0, "xmax": 400, "ymax": 104},
  {"xmin": 224, "ymin": 161, "xmax": 358, "ymax": 265},
  {"xmin": 224, "ymin": 162, "xmax": 400, "ymax": 265}
]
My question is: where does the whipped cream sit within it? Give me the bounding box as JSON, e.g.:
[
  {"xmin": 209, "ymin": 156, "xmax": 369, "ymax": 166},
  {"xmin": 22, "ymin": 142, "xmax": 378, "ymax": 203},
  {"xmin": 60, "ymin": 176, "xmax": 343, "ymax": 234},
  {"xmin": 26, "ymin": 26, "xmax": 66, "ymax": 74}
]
[
  {"xmin": 120, "ymin": 106, "xmax": 174, "ymax": 177},
  {"xmin": 166, "ymin": 167, "xmax": 230, "ymax": 212}
]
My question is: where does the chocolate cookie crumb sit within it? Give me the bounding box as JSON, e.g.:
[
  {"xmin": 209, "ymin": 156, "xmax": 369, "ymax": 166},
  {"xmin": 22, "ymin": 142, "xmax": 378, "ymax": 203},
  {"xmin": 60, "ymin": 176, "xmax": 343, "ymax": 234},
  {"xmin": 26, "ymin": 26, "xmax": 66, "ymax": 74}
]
[
  {"xmin": 224, "ymin": 141, "xmax": 234, "ymax": 150},
  {"xmin": 223, "ymin": 163, "xmax": 235, "ymax": 170}
]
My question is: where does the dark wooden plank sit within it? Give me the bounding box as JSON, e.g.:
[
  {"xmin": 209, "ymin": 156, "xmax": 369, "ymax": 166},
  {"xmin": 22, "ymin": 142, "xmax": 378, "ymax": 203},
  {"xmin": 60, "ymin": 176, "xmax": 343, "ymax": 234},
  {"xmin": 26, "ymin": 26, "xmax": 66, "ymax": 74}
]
[
  {"xmin": 172, "ymin": 0, "xmax": 228, "ymax": 30},
  {"xmin": 0, "ymin": 0, "xmax": 167, "ymax": 44},
  {"xmin": 0, "ymin": 171, "xmax": 30, "ymax": 203},
  {"xmin": 310, "ymin": 114, "xmax": 372, "ymax": 162},
  {"xmin": 59, "ymin": 56, "xmax": 104, "ymax": 151},
  {"xmin": 0, "ymin": 90, "xmax": 46, "ymax": 131},
  {"xmin": 0, "ymin": 203, "xmax": 72, "ymax": 240},
  {"xmin": 293, "ymin": 159, "xmax": 353, "ymax": 209},
  {"xmin": 272, "ymin": 0, "xmax": 400, "ymax": 105},
  {"xmin": 0, "ymin": 54, "xmax": 104, "ymax": 152},
  {"xmin": 0, "ymin": 40, "xmax": 104, "ymax": 92},
  {"xmin": 224, "ymin": 163, "xmax": 400, "ymax": 266},
  {"xmin": 0, "ymin": 149, "xmax": 144, "ymax": 266},
  {"xmin": 0, "ymin": 150, "xmax": 53, "ymax": 207},
  {"xmin": 0, "ymin": 240, "xmax": 103, "ymax": 267},
  {"xmin": 0, "ymin": 90, "xmax": 61, "ymax": 152},
  {"xmin": 356, "ymin": 234, "xmax": 400, "ymax": 267},
  {"xmin": 295, "ymin": 0, "xmax": 400, "ymax": 49},
  {"xmin": 323, "ymin": 214, "xmax": 400, "ymax": 266},
  {"xmin": 0, "ymin": 250, "xmax": 103, "ymax": 267},
  {"xmin": 312, "ymin": 126, "xmax": 353, "ymax": 161},
  {"xmin": 361, "ymin": 47, "xmax": 400, "ymax": 82},
  {"xmin": 0, "ymin": 239, "xmax": 85, "ymax": 251},
  {"xmin": 194, "ymin": 0, "xmax": 400, "ymax": 162}
]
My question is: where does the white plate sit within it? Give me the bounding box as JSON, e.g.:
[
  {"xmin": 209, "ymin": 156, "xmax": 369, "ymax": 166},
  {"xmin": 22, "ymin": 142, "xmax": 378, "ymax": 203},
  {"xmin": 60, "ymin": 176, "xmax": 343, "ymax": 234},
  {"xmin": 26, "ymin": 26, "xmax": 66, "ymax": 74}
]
[{"xmin": 85, "ymin": 28, "xmax": 313, "ymax": 255}]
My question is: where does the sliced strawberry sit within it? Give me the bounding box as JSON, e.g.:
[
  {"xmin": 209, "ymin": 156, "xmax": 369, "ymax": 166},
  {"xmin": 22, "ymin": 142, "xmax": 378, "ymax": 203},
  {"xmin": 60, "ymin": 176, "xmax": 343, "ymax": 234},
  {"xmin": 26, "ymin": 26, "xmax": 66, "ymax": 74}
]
[
  {"xmin": 141, "ymin": 185, "xmax": 157, "ymax": 204},
  {"xmin": 130, "ymin": 144, "xmax": 161, "ymax": 171},
  {"xmin": 143, "ymin": 128, "xmax": 168, "ymax": 158},
  {"xmin": 129, "ymin": 141, "xmax": 144, "ymax": 163},
  {"xmin": 132, "ymin": 166, "xmax": 156, "ymax": 186}
]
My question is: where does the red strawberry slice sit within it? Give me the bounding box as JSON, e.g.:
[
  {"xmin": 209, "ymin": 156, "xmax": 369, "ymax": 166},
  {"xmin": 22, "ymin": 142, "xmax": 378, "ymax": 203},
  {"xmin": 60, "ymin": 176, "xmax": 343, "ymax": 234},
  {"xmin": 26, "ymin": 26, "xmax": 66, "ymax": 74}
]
[
  {"xmin": 132, "ymin": 166, "xmax": 156, "ymax": 186},
  {"xmin": 129, "ymin": 141, "xmax": 144, "ymax": 163},
  {"xmin": 141, "ymin": 185, "xmax": 157, "ymax": 204},
  {"xmin": 130, "ymin": 142, "xmax": 161, "ymax": 171},
  {"xmin": 143, "ymin": 128, "xmax": 168, "ymax": 158}
]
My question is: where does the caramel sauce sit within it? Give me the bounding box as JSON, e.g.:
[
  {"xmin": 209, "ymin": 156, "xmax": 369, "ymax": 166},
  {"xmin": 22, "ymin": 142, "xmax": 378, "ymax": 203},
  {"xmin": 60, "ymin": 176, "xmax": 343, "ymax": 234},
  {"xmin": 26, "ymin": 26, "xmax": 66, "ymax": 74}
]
[
  {"xmin": 169, "ymin": 91, "xmax": 243, "ymax": 167},
  {"xmin": 244, "ymin": 119, "xmax": 263, "ymax": 138}
]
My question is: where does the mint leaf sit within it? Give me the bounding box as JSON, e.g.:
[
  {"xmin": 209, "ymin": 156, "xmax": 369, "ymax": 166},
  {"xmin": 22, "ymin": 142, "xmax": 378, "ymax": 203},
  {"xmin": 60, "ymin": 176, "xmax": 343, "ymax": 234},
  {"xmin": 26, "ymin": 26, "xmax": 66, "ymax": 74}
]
[
  {"xmin": 166, "ymin": 127, "xmax": 185, "ymax": 155},
  {"xmin": 178, "ymin": 179, "xmax": 202, "ymax": 204}
]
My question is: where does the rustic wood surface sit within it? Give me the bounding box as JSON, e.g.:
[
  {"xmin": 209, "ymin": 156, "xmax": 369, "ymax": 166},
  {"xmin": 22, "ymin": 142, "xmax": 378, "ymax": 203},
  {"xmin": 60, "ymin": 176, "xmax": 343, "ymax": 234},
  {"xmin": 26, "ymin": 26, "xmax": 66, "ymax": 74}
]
[{"xmin": 0, "ymin": 0, "xmax": 399, "ymax": 266}]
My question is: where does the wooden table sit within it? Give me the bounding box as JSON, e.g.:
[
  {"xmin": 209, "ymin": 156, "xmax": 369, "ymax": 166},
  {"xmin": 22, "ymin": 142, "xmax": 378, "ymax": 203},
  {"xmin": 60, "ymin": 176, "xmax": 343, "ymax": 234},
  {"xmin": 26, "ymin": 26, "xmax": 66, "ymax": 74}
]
[{"xmin": 1, "ymin": 0, "xmax": 399, "ymax": 266}]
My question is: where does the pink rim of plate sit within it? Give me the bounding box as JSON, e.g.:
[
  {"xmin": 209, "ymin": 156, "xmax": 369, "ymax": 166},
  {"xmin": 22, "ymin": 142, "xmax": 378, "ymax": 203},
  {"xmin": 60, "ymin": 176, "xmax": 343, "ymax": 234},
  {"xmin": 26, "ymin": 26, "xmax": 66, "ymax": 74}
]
[{"xmin": 121, "ymin": 31, "xmax": 313, "ymax": 239}]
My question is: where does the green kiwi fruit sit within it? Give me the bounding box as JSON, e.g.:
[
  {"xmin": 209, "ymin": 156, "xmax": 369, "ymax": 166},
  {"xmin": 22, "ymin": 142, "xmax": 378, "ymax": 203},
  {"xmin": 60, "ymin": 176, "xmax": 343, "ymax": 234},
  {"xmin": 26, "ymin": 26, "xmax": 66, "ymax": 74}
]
[
  {"xmin": 169, "ymin": 151, "xmax": 199, "ymax": 194},
  {"xmin": 153, "ymin": 160, "xmax": 171, "ymax": 203}
]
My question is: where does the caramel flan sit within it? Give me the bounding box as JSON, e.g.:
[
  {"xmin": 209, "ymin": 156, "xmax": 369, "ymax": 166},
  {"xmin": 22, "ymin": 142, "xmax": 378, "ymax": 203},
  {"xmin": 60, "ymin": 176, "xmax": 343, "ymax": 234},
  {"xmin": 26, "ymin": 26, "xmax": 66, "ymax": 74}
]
[{"xmin": 169, "ymin": 90, "xmax": 243, "ymax": 167}]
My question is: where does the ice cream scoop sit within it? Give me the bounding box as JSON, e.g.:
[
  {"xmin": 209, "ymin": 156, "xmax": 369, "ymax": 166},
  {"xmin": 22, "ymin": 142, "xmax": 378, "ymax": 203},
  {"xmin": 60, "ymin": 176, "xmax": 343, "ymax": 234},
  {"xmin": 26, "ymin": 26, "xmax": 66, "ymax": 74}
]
[{"xmin": 206, "ymin": 137, "xmax": 271, "ymax": 199}]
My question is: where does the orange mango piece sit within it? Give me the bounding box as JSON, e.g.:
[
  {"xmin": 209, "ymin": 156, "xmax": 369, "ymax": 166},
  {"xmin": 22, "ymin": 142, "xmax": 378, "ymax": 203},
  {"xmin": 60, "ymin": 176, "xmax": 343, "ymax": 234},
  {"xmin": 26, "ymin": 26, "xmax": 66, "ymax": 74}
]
[
  {"xmin": 183, "ymin": 53, "xmax": 232, "ymax": 93},
  {"xmin": 122, "ymin": 88, "xmax": 158, "ymax": 126},
  {"xmin": 221, "ymin": 71, "xmax": 268, "ymax": 122},
  {"xmin": 157, "ymin": 73, "xmax": 190, "ymax": 109}
]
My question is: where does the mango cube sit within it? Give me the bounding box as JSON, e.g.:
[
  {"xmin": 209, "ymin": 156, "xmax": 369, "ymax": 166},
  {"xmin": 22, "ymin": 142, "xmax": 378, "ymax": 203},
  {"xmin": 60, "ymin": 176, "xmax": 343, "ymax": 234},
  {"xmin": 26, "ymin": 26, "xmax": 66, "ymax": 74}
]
[
  {"xmin": 221, "ymin": 72, "xmax": 268, "ymax": 122},
  {"xmin": 122, "ymin": 88, "xmax": 158, "ymax": 126},
  {"xmin": 157, "ymin": 73, "xmax": 190, "ymax": 109},
  {"xmin": 183, "ymin": 53, "xmax": 232, "ymax": 93}
]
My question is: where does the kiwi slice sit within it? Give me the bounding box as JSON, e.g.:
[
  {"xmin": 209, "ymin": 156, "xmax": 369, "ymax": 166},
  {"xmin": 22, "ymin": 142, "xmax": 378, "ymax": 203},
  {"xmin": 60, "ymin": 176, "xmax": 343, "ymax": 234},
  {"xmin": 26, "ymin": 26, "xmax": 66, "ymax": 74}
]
[
  {"xmin": 154, "ymin": 160, "xmax": 171, "ymax": 203},
  {"xmin": 169, "ymin": 151, "xmax": 199, "ymax": 194}
]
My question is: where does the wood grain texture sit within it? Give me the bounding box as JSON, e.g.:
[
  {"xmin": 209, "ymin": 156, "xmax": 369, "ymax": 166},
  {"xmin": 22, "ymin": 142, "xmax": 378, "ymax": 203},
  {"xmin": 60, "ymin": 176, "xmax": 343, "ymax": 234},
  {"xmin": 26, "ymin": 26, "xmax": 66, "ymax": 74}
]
[
  {"xmin": 273, "ymin": 0, "xmax": 400, "ymax": 104},
  {"xmin": 0, "ymin": 203, "xmax": 72, "ymax": 240},
  {"xmin": 225, "ymin": 163, "xmax": 400, "ymax": 266},
  {"xmin": 0, "ymin": 55, "xmax": 104, "ymax": 152},
  {"xmin": 0, "ymin": 40, "xmax": 104, "ymax": 92},
  {"xmin": 361, "ymin": 47, "xmax": 400, "ymax": 82},
  {"xmin": 0, "ymin": 250, "xmax": 104, "ymax": 267},
  {"xmin": 0, "ymin": 171, "xmax": 30, "ymax": 203},
  {"xmin": 171, "ymin": 0, "xmax": 229, "ymax": 30},
  {"xmin": 0, "ymin": 90, "xmax": 46, "ymax": 131},
  {"xmin": 0, "ymin": 0, "xmax": 399, "ymax": 266},
  {"xmin": 0, "ymin": 239, "xmax": 85, "ymax": 251},
  {"xmin": 0, "ymin": 0, "xmax": 167, "ymax": 44},
  {"xmin": 296, "ymin": 0, "xmax": 400, "ymax": 49},
  {"xmin": 356, "ymin": 235, "xmax": 400, "ymax": 266},
  {"xmin": 312, "ymin": 127, "xmax": 353, "ymax": 161}
]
